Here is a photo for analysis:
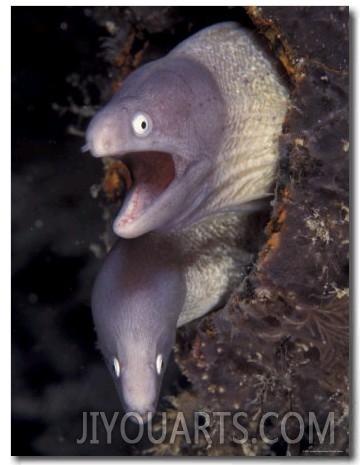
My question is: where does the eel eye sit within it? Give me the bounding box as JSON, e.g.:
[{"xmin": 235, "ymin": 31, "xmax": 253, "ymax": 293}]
[
  {"xmin": 156, "ymin": 354, "xmax": 163, "ymax": 375},
  {"xmin": 132, "ymin": 112, "xmax": 152, "ymax": 137},
  {"xmin": 112, "ymin": 357, "xmax": 121, "ymax": 378}
]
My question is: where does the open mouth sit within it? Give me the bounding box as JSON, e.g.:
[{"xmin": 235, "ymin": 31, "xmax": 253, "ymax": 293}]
[{"xmin": 115, "ymin": 151, "xmax": 177, "ymax": 228}]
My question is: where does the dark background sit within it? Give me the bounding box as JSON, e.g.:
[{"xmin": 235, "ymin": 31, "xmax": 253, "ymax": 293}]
[
  {"xmin": 11, "ymin": 6, "xmax": 251, "ymax": 456},
  {"xmin": 12, "ymin": 6, "xmax": 111, "ymax": 456}
]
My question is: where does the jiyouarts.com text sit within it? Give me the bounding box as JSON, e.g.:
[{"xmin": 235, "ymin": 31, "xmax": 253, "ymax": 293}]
[{"xmin": 77, "ymin": 411, "xmax": 335, "ymax": 445}]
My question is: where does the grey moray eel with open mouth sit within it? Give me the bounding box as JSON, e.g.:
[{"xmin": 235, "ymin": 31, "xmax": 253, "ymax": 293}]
[{"xmin": 85, "ymin": 22, "xmax": 289, "ymax": 422}]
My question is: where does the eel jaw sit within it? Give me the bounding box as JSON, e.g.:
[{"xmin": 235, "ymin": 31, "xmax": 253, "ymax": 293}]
[{"xmin": 112, "ymin": 150, "xmax": 189, "ymax": 238}]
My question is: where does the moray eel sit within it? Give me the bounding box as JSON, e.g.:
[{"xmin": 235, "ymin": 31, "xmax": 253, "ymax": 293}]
[
  {"xmin": 85, "ymin": 22, "xmax": 288, "ymax": 238},
  {"xmin": 91, "ymin": 209, "xmax": 267, "ymax": 422}
]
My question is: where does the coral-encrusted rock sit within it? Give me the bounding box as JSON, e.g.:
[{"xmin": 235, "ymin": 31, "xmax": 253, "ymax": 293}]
[{"xmin": 171, "ymin": 6, "xmax": 349, "ymax": 456}]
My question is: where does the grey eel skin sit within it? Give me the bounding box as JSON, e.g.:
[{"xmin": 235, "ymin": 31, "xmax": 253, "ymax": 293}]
[{"xmin": 86, "ymin": 22, "xmax": 289, "ymax": 421}]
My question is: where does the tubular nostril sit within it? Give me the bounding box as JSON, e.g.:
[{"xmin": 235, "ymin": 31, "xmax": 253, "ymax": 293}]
[{"xmin": 81, "ymin": 143, "xmax": 90, "ymax": 153}]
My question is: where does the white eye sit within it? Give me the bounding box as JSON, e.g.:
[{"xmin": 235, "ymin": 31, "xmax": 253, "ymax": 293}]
[
  {"xmin": 112, "ymin": 357, "xmax": 121, "ymax": 378},
  {"xmin": 156, "ymin": 354, "xmax": 163, "ymax": 375},
  {"xmin": 132, "ymin": 112, "xmax": 152, "ymax": 137}
]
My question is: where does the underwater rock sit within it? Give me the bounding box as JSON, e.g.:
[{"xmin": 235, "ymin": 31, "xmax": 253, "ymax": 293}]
[{"xmin": 171, "ymin": 6, "xmax": 349, "ymax": 456}]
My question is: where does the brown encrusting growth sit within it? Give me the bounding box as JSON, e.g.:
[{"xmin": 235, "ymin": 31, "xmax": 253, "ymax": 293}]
[
  {"xmin": 111, "ymin": 27, "xmax": 149, "ymax": 92},
  {"xmin": 102, "ymin": 159, "xmax": 132, "ymax": 203},
  {"xmin": 171, "ymin": 7, "xmax": 348, "ymax": 456}
]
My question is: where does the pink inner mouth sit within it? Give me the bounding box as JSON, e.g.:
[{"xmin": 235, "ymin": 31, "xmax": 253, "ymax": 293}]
[{"xmin": 118, "ymin": 151, "xmax": 176, "ymax": 225}]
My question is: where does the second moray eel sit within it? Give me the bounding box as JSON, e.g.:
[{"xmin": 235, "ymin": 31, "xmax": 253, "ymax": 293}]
[{"xmin": 91, "ymin": 208, "xmax": 268, "ymax": 422}]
